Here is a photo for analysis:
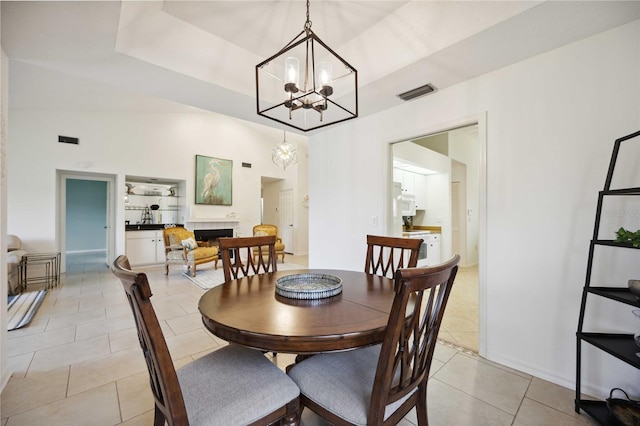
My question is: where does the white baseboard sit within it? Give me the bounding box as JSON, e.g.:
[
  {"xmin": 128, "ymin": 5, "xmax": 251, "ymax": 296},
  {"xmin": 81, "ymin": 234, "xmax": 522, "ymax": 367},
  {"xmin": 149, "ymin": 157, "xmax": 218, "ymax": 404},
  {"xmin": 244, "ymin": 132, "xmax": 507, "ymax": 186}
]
[{"xmin": 66, "ymin": 249, "xmax": 107, "ymax": 254}]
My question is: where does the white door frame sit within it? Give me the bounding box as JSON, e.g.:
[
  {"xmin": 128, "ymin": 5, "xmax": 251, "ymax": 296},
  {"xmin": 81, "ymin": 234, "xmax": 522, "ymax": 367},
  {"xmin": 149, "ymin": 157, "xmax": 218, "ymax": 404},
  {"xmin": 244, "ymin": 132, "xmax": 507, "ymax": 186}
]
[
  {"xmin": 57, "ymin": 170, "xmax": 117, "ymax": 272},
  {"xmin": 387, "ymin": 112, "xmax": 487, "ymax": 357}
]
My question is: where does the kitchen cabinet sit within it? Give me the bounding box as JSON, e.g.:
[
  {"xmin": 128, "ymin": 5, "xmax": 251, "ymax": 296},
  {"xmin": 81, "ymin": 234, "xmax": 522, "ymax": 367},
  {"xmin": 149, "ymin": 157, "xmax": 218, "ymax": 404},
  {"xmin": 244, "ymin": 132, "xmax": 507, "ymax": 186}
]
[
  {"xmin": 126, "ymin": 230, "xmax": 166, "ymax": 266},
  {"xmin": 575, "ymin": 130, "xmax": 640, "ymax": 425},
  {"xmin": 414, "ymin": 173, "xmax": 427, "ymax": 210},
  {"xmin": 425, "ymin": 233, "xmax": 441, "ymax": 265},
  {"xmin": 394, "ymin": 168, "xmax": 428, "ymax": 210},
  {"xmin": 393, "ymin": 168, "xmax": 415, "ymax": 194}
]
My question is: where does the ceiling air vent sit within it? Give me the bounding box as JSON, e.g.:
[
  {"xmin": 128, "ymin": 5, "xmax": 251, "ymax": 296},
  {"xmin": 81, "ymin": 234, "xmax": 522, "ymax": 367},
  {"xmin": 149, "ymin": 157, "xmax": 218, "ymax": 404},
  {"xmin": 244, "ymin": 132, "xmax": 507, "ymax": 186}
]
[{"xmin": 397, "ymin": 83, "xmax": 437, "ymax": 101}]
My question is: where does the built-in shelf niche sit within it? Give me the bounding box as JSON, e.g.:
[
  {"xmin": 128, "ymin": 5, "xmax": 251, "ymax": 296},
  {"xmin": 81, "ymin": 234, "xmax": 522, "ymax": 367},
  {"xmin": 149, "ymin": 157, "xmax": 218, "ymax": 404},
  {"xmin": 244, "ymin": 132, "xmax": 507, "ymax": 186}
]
[{"xmin": 124, "ymin": 178, "xmax": 186, "ymax": 225}]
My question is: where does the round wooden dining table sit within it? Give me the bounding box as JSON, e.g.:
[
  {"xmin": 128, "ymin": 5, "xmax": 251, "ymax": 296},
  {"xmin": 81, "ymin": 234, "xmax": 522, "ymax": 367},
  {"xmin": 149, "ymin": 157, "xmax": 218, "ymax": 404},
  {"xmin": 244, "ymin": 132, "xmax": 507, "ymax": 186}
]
[{"xmin": 198, "ymin": 269, "xmax": 396, "ymax": 354}]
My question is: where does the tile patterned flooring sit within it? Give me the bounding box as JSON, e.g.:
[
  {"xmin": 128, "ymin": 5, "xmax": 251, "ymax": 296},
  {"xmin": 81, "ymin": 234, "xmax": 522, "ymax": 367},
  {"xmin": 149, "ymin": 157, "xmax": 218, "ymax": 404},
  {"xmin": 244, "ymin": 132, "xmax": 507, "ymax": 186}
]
[
  {"xmin": 439, "ymin": 265, "xmax": 479, "ymax": 353},
  {"xmin": 1, "ymin": 252, "xmax": 597, "ymax": 425}
]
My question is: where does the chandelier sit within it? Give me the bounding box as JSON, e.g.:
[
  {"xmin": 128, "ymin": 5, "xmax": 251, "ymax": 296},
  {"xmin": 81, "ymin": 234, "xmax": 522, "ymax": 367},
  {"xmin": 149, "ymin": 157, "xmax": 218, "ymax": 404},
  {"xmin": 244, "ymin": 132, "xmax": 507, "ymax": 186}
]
[
  {"xmin": 256, "ymin": 0, "xmax": 358, "ymax": 132},
  {"xmin": 272, "ymin": 131, "xmax": 298, "ymax": 170}
]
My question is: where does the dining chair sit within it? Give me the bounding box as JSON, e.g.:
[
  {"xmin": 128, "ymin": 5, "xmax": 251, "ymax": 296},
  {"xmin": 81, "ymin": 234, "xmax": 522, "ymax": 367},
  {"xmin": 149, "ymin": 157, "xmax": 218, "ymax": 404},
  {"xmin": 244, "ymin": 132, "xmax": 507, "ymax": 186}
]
[
  {"xmin": 288, "ymin": 254, "xmax": 460, "ymax": 426},
  {"xmin": 218, "ymin": 235, "xmax": 278, "ymax": 282},
  {"xmin": 365, "ymin": 234, "xmax": 423, "ymax": 279},
  {"xmin": 110, "ymin": 255, "xmax": 300, "ymax": 426}
]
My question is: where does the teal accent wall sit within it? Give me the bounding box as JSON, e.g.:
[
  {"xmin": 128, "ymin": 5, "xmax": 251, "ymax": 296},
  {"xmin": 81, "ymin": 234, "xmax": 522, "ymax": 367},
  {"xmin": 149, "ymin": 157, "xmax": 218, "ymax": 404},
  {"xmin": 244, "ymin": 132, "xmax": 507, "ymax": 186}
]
[{"xmin": 66, "ymin": 179, "xmax": 107, "ymax": 252}]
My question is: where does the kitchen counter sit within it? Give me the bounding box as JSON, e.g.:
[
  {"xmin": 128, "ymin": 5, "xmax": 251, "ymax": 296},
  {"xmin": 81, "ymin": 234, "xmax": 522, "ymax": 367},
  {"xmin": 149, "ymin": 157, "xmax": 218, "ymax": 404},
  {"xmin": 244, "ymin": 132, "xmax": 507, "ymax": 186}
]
[
  {"xmin": 125, "ymin": 224, "xmax": 183, "ymax": 231},
  {"xmin": 402, "ymin": 226, "xmax": 441, "ymax": 235},
  {"xmin": 402, "ymin": 231, "xmax": 431, "ymax": 237}
]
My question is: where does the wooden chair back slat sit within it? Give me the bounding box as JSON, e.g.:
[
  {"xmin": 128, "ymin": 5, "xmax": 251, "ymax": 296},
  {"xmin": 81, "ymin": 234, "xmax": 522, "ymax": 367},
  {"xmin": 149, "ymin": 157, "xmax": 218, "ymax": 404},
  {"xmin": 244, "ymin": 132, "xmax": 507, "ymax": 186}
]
[
  {"xmin": 365, "ymin": 235, "xmax": 423, "ymax": 279},
  {"xmin": 219, "ymin": 235, "xmax": 278, "ymax": 282}
]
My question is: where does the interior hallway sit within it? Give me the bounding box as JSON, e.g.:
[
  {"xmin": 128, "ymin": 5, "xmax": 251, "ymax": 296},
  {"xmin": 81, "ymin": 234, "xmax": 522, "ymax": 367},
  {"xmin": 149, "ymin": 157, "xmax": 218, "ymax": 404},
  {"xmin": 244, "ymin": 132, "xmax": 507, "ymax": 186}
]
[{"xmin": 1, "ymin": 253, "xmax": 595, "ymax": 425}]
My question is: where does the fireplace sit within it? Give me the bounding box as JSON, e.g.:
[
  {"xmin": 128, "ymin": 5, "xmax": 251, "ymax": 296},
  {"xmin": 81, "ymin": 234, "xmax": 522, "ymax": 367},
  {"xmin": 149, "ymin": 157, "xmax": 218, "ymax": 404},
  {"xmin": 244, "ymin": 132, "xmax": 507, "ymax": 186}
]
[
  {"xmin": 194, "ymin": 228, "xmax": 234, "ymax": 246},
  {"xmin": 187, "ymin": 220, "xmax": 239, "ymax": 259}
]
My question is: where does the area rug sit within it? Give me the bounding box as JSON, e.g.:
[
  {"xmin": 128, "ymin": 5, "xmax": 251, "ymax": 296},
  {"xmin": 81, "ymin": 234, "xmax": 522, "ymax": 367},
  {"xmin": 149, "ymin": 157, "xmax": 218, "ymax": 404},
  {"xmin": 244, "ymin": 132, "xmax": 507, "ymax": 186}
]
[
  {"xmin": 7, "ymin": 290, "xmax": 47, "ymax": 331},
  {"xmin": 184, "ymin": 263, "xmax": 307, "ymax": 290}
]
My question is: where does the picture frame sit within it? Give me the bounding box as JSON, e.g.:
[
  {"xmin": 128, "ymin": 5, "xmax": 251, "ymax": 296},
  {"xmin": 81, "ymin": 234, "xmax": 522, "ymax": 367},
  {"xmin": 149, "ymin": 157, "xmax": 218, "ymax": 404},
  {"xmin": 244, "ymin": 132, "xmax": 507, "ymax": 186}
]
[{"xmin": 195, "ymin": 155, "xmax": 232, "ymax": 205}]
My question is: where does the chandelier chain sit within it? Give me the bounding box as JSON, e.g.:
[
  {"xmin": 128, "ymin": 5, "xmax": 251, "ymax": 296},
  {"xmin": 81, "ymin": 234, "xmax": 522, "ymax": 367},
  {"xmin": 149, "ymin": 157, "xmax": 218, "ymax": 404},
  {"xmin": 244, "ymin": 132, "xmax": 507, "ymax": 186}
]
[{"xmin": 305, "ymin": 0, "xmax": 312, "ymax": 30}]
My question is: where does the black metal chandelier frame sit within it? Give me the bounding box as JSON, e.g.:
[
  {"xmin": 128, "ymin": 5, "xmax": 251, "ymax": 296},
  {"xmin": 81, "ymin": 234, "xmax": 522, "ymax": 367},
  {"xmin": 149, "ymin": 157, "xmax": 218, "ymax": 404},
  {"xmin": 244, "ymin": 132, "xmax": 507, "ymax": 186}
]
[{"xmin": 255, "ymin": 0, "xmax": 358, "ymax": 132}]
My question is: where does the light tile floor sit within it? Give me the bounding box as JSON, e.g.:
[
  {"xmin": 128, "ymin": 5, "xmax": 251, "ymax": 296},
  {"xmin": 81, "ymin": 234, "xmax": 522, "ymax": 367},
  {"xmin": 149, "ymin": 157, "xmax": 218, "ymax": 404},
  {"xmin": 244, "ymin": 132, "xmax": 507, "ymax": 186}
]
[
  {"xmin": 1, "ymin": 252, "xmax": 597, "ymax": 425},
  {"xmin": 439, "ymin": 265, "xmax": 479, "ymax": 353}
]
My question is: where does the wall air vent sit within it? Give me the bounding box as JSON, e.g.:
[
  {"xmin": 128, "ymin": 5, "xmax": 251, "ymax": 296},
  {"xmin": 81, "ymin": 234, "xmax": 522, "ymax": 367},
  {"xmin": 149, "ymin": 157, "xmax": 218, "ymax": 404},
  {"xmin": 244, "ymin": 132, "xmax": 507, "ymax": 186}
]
[{"xmin": 397, "ymin": 83, "xmax": 437, "ymax": 101}]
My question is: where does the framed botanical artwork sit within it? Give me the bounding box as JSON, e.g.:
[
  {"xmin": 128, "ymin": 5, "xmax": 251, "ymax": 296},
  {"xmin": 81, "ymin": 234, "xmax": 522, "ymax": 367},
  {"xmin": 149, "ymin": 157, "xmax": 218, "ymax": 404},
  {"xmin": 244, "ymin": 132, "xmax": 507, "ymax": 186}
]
[{"xmin": 195, "ymin": 155, "xmax": 232, "ymax": 205}]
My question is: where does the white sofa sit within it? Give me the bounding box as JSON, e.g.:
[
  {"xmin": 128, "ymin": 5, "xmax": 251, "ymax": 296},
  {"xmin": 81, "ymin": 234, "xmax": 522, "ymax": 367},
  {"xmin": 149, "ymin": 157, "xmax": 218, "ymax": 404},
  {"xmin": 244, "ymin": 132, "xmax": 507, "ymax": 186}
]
[{"xmin": 7, "ymin": 235, "xmax": 27, "ymax": 295}]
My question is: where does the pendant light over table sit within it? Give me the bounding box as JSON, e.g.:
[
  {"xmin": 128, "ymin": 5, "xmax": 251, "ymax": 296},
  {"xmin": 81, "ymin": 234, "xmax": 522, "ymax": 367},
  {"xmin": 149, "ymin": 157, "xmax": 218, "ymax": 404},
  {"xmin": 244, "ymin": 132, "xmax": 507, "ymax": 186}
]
[{"xmin": 256, "ymin": 0, "xmax": 358, "ymax": 132}]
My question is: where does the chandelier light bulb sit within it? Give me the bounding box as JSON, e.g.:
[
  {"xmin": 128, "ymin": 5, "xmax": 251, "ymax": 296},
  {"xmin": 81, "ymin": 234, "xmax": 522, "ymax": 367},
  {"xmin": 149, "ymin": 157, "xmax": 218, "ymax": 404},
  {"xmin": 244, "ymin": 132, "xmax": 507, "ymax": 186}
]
[
  {"xmin": 317, "ymin": 61, "xmax": 332, "ymax": 86},
  {"xmin": 284, "ymin": 57, "xmax": 300, "ymax": 93}
]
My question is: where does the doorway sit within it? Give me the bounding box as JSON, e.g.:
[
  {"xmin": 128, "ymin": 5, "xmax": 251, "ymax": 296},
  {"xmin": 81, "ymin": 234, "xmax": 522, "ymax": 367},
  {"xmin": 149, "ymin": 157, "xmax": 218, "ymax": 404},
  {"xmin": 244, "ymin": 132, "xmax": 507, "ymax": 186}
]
[
  {"xmin": 58, "ymin": 171, "xmax": 116, "ymax": 273},
  {"xmin": 261, "ymin": 176, "xmax": 294, "ymax": 254},
  {"xmin": 390, "ymin": 122, "xmax": 482, "ymax": 354}
]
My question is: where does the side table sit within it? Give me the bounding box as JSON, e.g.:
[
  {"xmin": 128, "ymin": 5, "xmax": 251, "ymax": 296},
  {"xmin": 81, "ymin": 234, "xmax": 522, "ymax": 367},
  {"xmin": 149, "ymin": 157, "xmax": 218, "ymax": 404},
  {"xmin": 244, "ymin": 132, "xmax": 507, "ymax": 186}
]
[{"xmin": 19, "ymin": 252, "xmax": 61, "ymax": 292}]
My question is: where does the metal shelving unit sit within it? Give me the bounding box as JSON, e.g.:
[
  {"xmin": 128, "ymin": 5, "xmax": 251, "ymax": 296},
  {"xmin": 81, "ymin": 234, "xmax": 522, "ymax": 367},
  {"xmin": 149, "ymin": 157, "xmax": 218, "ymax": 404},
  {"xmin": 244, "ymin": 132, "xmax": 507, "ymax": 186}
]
[{"xmin": 575, "ymin": 130, "xmax": 640, "ymax": 424}]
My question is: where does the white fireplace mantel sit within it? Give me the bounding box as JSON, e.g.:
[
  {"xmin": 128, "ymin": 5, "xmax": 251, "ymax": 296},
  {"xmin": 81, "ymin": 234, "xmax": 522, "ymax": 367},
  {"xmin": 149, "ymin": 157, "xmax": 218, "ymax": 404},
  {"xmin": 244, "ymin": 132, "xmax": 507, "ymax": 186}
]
[
  {"xmin": 187, "ymin": 218, "xmax": 239, "ymax": 223},
  {"xmin": 186, "ymin": 218, "xmax": 240, "ymax": 234}
]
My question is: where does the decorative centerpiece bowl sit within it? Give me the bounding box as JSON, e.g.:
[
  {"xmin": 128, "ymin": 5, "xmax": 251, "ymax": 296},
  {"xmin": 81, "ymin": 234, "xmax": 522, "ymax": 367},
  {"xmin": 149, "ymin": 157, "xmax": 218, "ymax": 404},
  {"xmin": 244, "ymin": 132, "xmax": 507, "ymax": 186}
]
[
  {"xmin": 275, "ymin": 273, "xmax": 342, "ymax": 300},
  {"xmin": 629, "ymin": 279, "xmax": 640, "ymax": 299}
]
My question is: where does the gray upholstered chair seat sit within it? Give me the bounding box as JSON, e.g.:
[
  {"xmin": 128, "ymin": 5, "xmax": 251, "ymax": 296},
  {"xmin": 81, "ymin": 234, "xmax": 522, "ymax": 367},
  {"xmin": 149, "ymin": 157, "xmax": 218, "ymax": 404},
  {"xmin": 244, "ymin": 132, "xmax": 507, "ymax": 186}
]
[
  {"xmin": 178, "ymin": 344, "xmax": 300, "ymax": 425},
  {"xmin": 288, "ymin": 345, "xmax": 415, "ymax": 426}
]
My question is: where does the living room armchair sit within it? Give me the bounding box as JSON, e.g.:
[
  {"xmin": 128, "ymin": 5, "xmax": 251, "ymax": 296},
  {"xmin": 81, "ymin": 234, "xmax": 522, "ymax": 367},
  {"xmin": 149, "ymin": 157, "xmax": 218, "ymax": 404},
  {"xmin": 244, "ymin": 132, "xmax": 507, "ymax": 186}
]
[
  {"xmin": 162, "ymin": 227, "xmax": 219, "ymax": 277},
  {"xmin": 252, "ymin": 224, "xmax": 286, "ymax": 263}
]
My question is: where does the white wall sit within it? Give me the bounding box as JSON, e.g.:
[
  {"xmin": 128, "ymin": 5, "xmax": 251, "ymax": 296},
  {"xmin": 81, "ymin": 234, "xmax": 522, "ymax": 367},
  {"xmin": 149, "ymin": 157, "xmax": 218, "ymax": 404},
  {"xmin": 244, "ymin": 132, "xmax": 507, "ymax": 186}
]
[
  {"xmin": 309, "ymin": 19, "xmax": 640, "ymax": 396},
  {"xmin": 449, "ymin": 126, "xmax": 480, "ymax": 266},
  {"xmin": 295, "ymin": 139, "xmax": 309, "ymax": 256},
  {"xmin": 7, "ymin": 110, "xmax": 308, "ymax": 263},
  {"xmin": 423, "ymin": 172, "xmax": 451, "ymax": 256},
  {"xmin": 261, "ymin": 180, "xmax": 282, "ymax": 228}
]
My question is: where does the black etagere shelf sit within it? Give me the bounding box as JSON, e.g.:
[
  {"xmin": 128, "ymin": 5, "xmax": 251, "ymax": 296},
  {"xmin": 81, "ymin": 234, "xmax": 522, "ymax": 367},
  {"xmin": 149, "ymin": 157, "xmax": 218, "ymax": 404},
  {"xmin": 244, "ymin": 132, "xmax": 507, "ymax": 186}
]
[{"xmin": 575, "ymin": 129, "xmax": 640, "ymax": 425}]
